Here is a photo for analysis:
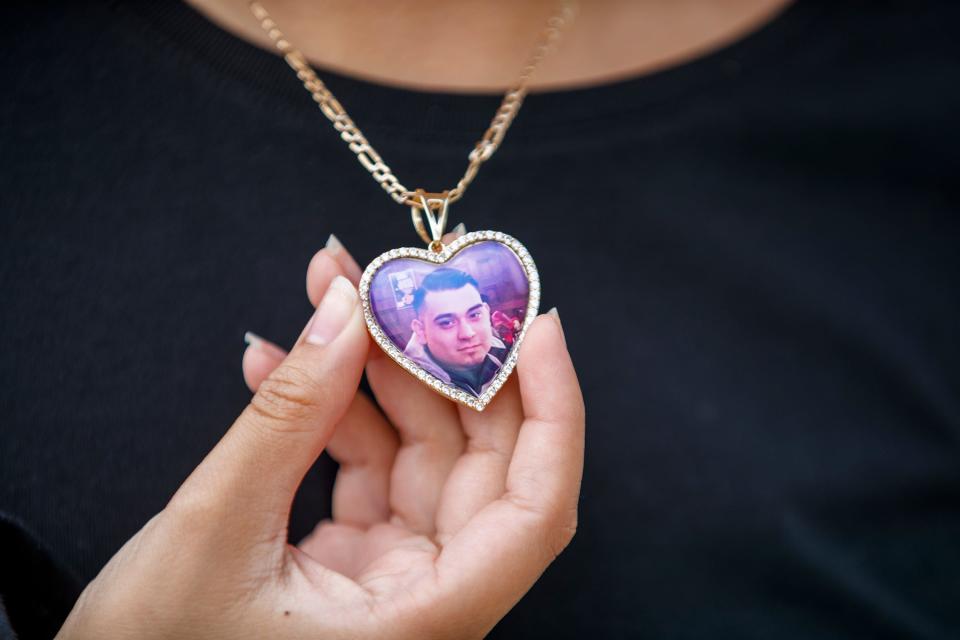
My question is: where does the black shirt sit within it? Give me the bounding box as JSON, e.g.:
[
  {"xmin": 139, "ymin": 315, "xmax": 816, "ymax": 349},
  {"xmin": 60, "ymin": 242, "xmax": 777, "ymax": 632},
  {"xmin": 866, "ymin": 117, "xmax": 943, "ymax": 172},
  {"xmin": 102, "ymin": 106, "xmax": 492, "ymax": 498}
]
[{"xmin": 2, "ymin": 2, "xmax": 959, "ymax": 637}]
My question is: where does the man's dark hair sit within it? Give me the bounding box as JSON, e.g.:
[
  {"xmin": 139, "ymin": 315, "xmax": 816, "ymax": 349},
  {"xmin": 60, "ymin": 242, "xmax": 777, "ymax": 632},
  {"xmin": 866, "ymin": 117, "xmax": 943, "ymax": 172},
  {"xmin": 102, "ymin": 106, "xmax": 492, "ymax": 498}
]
[{"xmin": 412, "ymin": 268, "xmax": 480, "ymax": 314}]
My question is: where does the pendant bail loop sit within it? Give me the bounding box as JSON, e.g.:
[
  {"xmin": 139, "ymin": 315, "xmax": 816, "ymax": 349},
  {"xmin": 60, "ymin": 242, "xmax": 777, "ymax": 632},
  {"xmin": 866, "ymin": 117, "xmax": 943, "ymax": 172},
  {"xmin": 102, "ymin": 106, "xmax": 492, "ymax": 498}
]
[{"xmin": 410, "ymin": 189, "xmax": 451, "ymax": 250}]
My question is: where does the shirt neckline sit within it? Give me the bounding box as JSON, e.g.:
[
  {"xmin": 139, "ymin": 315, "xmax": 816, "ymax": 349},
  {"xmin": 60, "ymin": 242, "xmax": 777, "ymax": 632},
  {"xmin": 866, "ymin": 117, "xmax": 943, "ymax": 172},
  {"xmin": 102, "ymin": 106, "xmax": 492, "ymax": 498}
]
[{"xmin": 110, "ymin": 1, "xmax": 824, "ymax": 139}]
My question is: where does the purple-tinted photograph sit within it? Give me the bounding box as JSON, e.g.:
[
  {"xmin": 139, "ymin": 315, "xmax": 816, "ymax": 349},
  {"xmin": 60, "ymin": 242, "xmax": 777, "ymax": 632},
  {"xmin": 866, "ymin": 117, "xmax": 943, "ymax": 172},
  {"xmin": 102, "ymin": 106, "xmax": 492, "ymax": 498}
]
[{"xmin": 369, "ymin": 241, "xmax": 529, "ymax": 398}]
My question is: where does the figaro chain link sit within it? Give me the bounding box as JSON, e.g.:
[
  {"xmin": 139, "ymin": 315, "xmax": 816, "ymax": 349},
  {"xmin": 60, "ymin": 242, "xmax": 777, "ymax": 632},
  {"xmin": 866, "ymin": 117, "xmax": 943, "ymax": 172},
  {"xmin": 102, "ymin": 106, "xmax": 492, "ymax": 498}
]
[{"xmin": 249, "ymin": 1, "xmax": 576, "ymax": 209}]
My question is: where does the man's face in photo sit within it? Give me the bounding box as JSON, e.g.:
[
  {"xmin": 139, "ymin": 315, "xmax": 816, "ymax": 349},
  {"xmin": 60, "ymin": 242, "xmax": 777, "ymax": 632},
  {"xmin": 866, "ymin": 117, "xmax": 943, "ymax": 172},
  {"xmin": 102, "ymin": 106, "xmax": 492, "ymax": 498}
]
[{"xmin": 411, "ymin": 284, "xmax": 493, "ymax": 371}]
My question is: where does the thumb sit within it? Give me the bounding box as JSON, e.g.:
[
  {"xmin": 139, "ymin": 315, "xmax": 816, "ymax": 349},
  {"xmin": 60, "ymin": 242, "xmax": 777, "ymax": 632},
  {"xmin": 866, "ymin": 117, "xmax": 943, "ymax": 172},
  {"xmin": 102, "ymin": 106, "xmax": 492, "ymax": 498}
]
[{"xmin": 171, "ymin": 275, "xmax": 369, "ymax": 533}]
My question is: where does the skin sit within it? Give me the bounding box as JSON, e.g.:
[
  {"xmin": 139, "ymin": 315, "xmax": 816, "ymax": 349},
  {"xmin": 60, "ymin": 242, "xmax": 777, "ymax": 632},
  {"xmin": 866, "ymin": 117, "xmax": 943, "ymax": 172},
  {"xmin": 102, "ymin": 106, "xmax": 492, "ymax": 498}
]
[
  {"xmin": 58, "ymin": 229, "xmax": 583, "ymax": 639},
  {"xmin": 185, "ymin": 0, "xmax": 795, "ymax": 92},
  {"xmin": 411, "ymin": 284, "xmax": 494, "ymax": 371},
  {"xmin": 57, "ymin": 1, "xmax": 794, "ymax": 636}
]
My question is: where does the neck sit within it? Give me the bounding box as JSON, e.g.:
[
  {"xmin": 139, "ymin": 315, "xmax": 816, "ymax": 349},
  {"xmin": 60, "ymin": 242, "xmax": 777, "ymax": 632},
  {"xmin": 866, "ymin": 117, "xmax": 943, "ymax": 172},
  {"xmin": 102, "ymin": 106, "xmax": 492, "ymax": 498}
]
[
  {"xmin": 425, "ymin": 346, "xmax": 482, "ymax": 378},
  {"xmin": 182, "ymin": 0, "xmax": 793, "ymax": 93}
]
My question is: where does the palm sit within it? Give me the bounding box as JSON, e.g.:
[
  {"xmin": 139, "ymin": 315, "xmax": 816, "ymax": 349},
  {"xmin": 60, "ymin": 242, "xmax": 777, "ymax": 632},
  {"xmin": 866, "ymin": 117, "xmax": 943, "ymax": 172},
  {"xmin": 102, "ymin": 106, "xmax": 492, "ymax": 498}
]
[
  {"xmin": 298, "ymin": 520, "xmax": 440, "ymax": 588},
  {"xmin": 293, "ymin": 339, "xmax": 525, "ymax": 589}
]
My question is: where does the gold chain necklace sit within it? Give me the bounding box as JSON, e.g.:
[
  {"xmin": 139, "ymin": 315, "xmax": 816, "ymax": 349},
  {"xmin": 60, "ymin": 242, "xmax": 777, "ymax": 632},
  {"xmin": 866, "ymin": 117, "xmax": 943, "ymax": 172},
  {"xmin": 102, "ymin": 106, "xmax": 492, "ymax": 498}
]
[{"xmin": 249, "ymin": 1, "xmax": 576, "ymax": 410}]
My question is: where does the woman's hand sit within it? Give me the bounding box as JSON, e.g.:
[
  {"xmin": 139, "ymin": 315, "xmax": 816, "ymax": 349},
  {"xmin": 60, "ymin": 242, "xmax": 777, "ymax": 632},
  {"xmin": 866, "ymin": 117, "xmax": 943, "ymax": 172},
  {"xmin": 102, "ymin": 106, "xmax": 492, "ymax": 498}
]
[{"xmin": 57, "ymin": 233, "xmax": 584, "ymax": 640}]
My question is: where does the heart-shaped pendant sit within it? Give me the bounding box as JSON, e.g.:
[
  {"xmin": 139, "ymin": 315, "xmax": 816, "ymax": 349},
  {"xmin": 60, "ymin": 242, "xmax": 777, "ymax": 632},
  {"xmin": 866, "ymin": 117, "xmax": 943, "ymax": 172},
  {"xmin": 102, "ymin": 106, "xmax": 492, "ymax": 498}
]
[{"xmin": 359, "ymin": 231, "xmax": 540, "ymax": 411}]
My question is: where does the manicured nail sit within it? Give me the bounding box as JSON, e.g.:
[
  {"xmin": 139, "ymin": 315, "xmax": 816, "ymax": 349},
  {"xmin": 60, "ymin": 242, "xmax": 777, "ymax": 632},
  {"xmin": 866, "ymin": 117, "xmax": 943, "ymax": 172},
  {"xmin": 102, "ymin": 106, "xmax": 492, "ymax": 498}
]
[
  {"xmin": 244, "ymin": 330, "xmax": 288, "ymax": 359},
  {"xmin": 325, "ymin": 233, "xmax": 343, "ymax": 256},
  {"xmin": 451, "ymin": 222, "xmax": 466, "ymax": 237},
  {"xmin": 244, "ymin": 330, "xmax": 264, "ymax": 349},
  {"xmin": 546, "ymin": 307, "xmax": 565, "ymax": 344},
  {"xmin": 306, "ymin": 275, "xmax": 357, "ymax": 346}
]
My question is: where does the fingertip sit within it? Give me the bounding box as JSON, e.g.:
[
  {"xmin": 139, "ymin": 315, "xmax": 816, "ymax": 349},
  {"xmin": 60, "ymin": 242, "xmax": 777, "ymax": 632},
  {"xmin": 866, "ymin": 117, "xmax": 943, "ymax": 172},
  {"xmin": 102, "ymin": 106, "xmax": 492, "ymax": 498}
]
[
  {"xmin": 440, "ymin": 222, "xmax": 466, "ymax": 245},
  {"xmin": 245, "ymin": 330, "xmax": 289, "ymax": 360},
  {"xmin": 306, "ymin": 249, "xmax": 345, "ymax": 307},
  {"xmin": 341, "ymin": 252, "xmax": 364, "ymax": 285},
  {"xmin": 546, "ymin": 307, "xmax": 565, "ymax": 343},
  {"xmin": 241, "ymin": 345, "xmax": 268, "ymax": 392},
  {"xmin": 241, "ymin": 332, "xmax": 287, "ymax": 392},
  {"xmin": 517, "ymin": 313, "xmax": 583, "ymax": 426},
  {"xmin": 521, "ymin": 312, "xmax": 568, "ymax": 361},
  {"xmin": 325, "ymin": 233, "xmax": 364, "ymax": 284}
]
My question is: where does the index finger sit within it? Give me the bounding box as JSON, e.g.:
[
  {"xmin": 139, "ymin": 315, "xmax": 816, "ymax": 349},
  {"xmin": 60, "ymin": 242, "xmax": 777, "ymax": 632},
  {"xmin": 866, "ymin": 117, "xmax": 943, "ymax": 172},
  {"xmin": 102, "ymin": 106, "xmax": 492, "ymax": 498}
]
[{"xmin": 434, "ymin": 310, "xmax": 584, "ymax": 626}]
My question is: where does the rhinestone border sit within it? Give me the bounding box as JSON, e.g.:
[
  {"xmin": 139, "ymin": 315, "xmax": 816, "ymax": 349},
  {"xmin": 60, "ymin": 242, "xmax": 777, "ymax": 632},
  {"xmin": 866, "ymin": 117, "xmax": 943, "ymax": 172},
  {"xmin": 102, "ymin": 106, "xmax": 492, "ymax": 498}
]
[{"xmin": 358, "ymin": 231, "xmax": 540, "ymax": 411}]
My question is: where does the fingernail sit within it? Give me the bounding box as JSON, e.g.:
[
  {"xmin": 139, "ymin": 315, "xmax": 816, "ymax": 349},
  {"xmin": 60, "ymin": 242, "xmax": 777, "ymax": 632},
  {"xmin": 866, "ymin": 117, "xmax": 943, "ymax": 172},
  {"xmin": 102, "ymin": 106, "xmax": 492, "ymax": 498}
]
[
  {"xmin": 306, "ymin": 275, "xmax": 357, "ymax": 346},
  {"xmin": 244, "ymin": 330, "xmax": 264, "ymax": 349},
  {"xmin": 546, "ymin": 307, "xmax": 565, "ymax": 344},
  {"xmin": 325, "ymin": 233, "xmax": 343, "ymax": 256},
  {"xmin": 451, "ymin": 222, "xmax": 466, "ymax": 237},
  {"xmin": 244, "ymin": 330, "xmax": 288, "ymax": 359}
]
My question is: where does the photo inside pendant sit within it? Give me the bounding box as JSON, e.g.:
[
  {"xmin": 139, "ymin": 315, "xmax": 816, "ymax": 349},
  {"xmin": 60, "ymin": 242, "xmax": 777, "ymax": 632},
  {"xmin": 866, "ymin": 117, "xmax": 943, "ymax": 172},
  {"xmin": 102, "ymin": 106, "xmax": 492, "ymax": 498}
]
[{"xmin": 369, "ymin": 241, "xmax": 529, "ymax": 398}]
